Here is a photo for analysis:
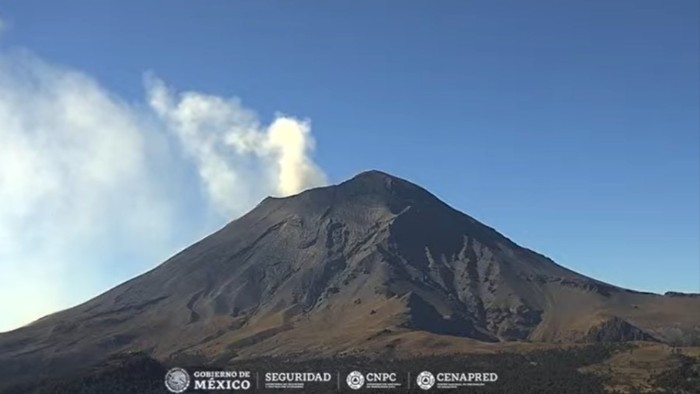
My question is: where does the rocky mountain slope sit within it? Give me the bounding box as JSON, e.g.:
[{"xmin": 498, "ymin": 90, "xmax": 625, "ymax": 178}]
[{"xmin": 0, "ymin": 170, "xmax": 698, "ymax": 389}]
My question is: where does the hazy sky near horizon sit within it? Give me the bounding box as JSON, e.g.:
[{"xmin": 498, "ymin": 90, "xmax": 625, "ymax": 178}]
[{"xmin": 0, "ymin": 1, "xmax": 698, "ymax": 332}]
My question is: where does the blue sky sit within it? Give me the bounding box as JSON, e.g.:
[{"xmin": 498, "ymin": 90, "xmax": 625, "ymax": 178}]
[{"xmin": 0, "ymin": 1, "xmax": 698, "ymax": 330}]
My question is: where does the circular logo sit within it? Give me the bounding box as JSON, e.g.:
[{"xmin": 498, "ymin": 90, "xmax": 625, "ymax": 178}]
[
  {"xmin": 164, "ymin": 367, "xmax": 190, "ymax": 393},
  {"xmin": 346, "ymin": 371, "xmax": 365, "ymax": 390},
  {"xmin": 416, "ymin": 371, "xmax": 435, "ymax": 390}
]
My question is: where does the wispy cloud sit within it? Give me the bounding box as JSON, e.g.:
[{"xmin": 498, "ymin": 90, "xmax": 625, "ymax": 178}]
[{"xmin": 0, "ymin": 49, "xmax": 326, "ymax": 332}]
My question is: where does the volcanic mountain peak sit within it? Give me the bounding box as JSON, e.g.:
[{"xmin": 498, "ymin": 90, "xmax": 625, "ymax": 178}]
[
  {"xmin": 345, "ymin": 168, "xmax": 401, "ymax": 184},
  {"xmin": 0, "ymin": 170, "xmax": 698, "ymax": 390},
  {"xmin": 257, "ymin": 169, "xmax": 443, "ymax": 219},
  {"xmin": 340, "ymin": 169, "xmax": 430, "ymax": 196}
]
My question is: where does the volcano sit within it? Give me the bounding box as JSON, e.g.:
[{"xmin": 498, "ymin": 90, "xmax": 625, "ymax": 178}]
[{"xmin": 1, "ymin": 170, "xmax": 698, "ymax": 389}]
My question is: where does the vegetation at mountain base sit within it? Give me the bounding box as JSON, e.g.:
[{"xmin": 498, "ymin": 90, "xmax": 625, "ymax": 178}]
[{"xmin": 8, "ymin": 343, "xmax": 700, "ymax": 394}]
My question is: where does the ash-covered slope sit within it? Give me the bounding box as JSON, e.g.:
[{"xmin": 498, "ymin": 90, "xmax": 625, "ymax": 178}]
[{"xmin": 1, "ymin": 170, "xmax": 698, "ymax": 389}]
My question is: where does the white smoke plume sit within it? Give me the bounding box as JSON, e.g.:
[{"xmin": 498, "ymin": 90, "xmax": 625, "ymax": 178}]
[
  {"xmin": 0, "ymin": 50, "xmax": 326, "ymax": 332},
  {"xmin": 146, "ymin": 77, "xmax": 326, "ymax": 215}
]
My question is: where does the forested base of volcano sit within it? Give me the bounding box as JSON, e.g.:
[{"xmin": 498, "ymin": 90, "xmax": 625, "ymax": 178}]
[{"xmin": 6, "ymin": 343, "xmax": 698, "ymax": 394}]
